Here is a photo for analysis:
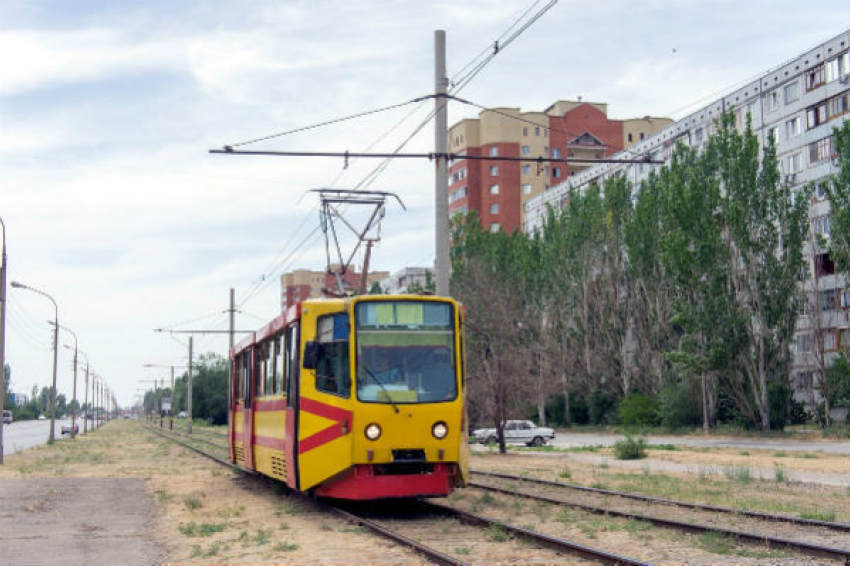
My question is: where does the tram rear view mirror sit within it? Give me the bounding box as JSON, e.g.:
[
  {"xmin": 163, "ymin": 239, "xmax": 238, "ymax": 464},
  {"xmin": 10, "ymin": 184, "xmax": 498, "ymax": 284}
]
[{"xmin": 303, "ymin": 341, "xmax": 320, "ymax": 370}]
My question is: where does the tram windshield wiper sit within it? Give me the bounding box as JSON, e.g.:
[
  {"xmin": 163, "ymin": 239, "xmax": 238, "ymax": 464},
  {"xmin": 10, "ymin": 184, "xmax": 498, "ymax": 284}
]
[{"xmin": 359, "ymin": 365, "xmax": 400, "ymax": 414}]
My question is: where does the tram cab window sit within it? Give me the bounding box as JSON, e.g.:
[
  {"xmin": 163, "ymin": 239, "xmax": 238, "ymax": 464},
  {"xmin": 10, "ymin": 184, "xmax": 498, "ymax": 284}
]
[
  {"xmin": 314, "ymin": 313, "xmax": 350, "ymax": 397},
  {"xmin": 273, "ymin": 336, "xmax": 284, "ymax": 395}
]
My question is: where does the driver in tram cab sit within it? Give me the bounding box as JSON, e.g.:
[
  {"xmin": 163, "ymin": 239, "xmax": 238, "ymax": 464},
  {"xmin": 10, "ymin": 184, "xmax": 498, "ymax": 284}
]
[
  {"xmin": 374, "ymin": 351, "xmax": 401, "ymax": 383},
  {"xmin": 423, "ymin": 350, "xmax": 455, "ymax": 401}
]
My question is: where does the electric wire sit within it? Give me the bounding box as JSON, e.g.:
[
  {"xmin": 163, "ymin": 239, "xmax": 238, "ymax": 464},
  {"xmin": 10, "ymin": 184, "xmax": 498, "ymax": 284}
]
[
  {"xmin": 225, "ymin": 97, "xmax": 429, "ymax": 149},
  {"xmin": 231, "ymin": 1, "xmax": 555, "ymax": 309},
  {"xmin": 158, "ymin": 309, "xmax": 228, "ymax": 331}
]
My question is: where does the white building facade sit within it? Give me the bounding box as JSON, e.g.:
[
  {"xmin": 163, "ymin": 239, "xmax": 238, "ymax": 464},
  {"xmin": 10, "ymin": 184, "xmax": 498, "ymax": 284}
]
[{"xmin": 524, "ymin": 29, "xmax": 850, "ymax": 417}]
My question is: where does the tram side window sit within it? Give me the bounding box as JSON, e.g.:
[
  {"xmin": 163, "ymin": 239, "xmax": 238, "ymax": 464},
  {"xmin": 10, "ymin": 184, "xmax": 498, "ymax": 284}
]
[
  {"xmin": 256, "ymin": 343, "xmax": 266, "ymax": 397},
  {"xmin": 233, "ymin": 355, "xmax": 243, "ymax": 402},
  {"xmin": 314, "ymin": 313, "xmax": 350, "ymax": 397},
  {"xmin": 236, "ymin": 352, "xmax": 251, "ymax": 405},
  {"xmin": 274, "ymin": 336, "xmax": 284, "ymax": 395}
]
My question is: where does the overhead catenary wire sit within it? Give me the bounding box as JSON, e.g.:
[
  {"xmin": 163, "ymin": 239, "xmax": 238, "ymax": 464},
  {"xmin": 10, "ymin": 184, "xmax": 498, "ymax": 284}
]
[{"xmin": 227, "ymin": 1, "xmax": 557, "ymax": 309}]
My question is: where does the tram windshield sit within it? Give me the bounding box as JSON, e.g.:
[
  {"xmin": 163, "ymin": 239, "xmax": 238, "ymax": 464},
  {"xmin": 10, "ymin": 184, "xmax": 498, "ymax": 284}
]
[{"xmin": 354, "ymin": 300, "xmax": 457, "ymax": 404}]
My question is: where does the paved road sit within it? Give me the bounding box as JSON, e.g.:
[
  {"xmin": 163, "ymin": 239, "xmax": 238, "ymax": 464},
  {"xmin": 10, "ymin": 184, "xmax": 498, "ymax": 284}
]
[
  {"xmin": 0, "ymin": 478, "xmax": 162, "ymax": 566},
  {"xmin": 1, "ymin": 418, "xmax": 83, "ymax": 457},
  {"xmin": 549, "ymin": 430, "xmax": 850, "ymax": 454}
]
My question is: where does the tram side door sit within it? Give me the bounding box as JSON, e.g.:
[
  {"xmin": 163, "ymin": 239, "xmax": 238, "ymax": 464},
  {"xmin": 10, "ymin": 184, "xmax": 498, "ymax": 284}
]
[
  {"xmin": 242, "ymin": 347, "xmax": 256, "ymax": 469},
  {"xmin": 284, "ymin": 324, "xmax": 300, "ymax": 490}
]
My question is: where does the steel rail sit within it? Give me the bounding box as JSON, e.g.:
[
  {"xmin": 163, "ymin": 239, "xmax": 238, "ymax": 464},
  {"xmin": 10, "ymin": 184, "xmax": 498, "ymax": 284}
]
[
  {"xmin": 472, "ymin": 469, "xmax": 850, "ymax": 532},
  {"xmin": 145, "ymin": 424, "xmax": 653, "ymax": 565},
  {"xmin": 470, "ymin": 477, "xmax": 850, "ymax": 563},
  {"xmin": 418, "ymin": 500, "xmax": 656, "ymax": 566},
  {"xmin": 151, "ymin": 426, "xmax": 229, "ymax": 452},
  {"xmin": 143, "ymin": 425, "xmax": 467, "ymax": 565}
]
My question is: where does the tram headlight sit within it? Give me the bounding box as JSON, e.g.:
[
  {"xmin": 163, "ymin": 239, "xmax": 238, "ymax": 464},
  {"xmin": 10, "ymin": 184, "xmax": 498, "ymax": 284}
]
[
  {"xmin": 432, "ymin": 421, "xmax": 448, "ymax": 439},
  {"xmin": 365, "ymin": 423, "xmax": 382, "ymax": 441}
]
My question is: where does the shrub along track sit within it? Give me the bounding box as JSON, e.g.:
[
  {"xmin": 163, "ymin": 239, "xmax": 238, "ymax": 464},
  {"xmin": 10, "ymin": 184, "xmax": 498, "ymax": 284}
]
[
  {"xmin": 144, "ymin": 424, "xmax": 655, "ymax": 565},
  {"xmin": 470, "ymin": 470, "xmax": 850, "ymax": 564}
]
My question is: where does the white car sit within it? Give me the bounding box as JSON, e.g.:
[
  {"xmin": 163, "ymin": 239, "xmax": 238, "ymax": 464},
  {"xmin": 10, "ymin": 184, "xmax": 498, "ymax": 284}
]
[{"xmin": 473, "ymin": 420, "xmax": 555, "ymax": 447}]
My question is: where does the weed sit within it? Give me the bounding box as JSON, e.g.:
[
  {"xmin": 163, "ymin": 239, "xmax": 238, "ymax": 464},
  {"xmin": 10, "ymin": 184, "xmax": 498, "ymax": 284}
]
[
  {"xmin": 590, "ymin": 481, "xmax": 607, "ymax": 490},
  {"xmin": 773, "ymin": 451, "xmax": 787, "ymax": 458},
  {"xmin": 533, "ymin": 503, "xmax": 552, "ymax": 522},
  {"xmin": 649, "ymin": 443, "xmax": 677, "ymax": 450},
  {"xmin": 339, "ymin": 526, "xmax": 367, "ymax": 534},
  {"xmin": 320, "ymin": 522, "xmax": 333, "ymax": 531},
  {"xmin": 566, "ymin": 444, "xmax": 602, "ymax": 453},
  {"xmin": 486, "ymin": 524, "xmax": 510, "ymax": 542},
  {"xmin": 723, "ymin": 466, "xmax": 752, "ymax": 484},
  {"xmin": 178, "ymin": 521, "xmax": 225, "ymax": 537},
  {"xmin": 478, "ymin": 492, "xmax": 496, "ymax": 506},
  {"xmin": 217, "ymin": 504, "xmax": 244, "ymax": 519},
  {"xmin": 697, "ymin": 531, "xmax": 737, "ymax": 554},
  {"xmin": 739, "ymin": 450, "xmax": 750, "ymax": 456},
  {"xmin": 613, "ymin": 434, "xmax": 647, "ymax": 460},
  {"xmin": 183, "ymin": 495, "xmax": 203, "ymax": 511},
  {"xmin": 624, "ymin": 518, "xmax": 652, "ymax": 534},
  {"xmin": 556, "ymin": 509, "xmax": 573, "ymax": 523},
  {"xmin": 801, "ymin": 453, "xmax": 818, "ymax": 459},
  {"xmin": 273, "ymin": 542, "xmax": 299, "ymax": 553},
  {"xmin": 600, "ymin": 460, "xmax": 610, "ymax": 469},
  {"xmin": 454, "ymin": 546, "xmax": 472, "ymax": 555},
  {"xmin": 237, "ymin": 530, "xmax": 249, "ymax": 545},
  {"xmin": 156, "ymin": 490, "xmax": 173, "ymax": 503},
  {"xmin": 773, "ymin": 463, "xmax": 787, "ymax": 482},
  {"xmin": 253, "ymin": 529, "xmax": 271, "ymax": 545},
  {"xmin": 558, "ymin": 467, "xmax": 572, "ymax": 479},
  {"xmin": 800, "ymin": 508, "xmax": 836, "ymax": 521},
  {"xmin": 274, "ymin": 502, "xmax": 298, "ymax": 516},
  {"xmin": 190, "ymin": 545, "xmax": 203, "ymax": 558}
]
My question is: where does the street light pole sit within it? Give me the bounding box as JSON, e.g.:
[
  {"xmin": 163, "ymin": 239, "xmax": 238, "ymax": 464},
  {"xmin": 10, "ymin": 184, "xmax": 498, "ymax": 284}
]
[
  {"xmin": 0, "ymin": 217, "xmax": 7, "ymax": 465},
  {"xmin": 74, "ymin": 349, "xmax": 90, "ymax": 434},
  {"xmin": 11, "ymin": 281, "xmax": 59, "ymax": 443}
]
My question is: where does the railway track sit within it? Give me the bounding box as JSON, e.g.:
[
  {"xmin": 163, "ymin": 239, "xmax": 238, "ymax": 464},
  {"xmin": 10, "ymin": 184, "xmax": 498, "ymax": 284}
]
[
  {"xmin": 469, "ymin": 470, "xmax": 850, "ymax": 564},
  {"xmin": 143, "ymin": 424, "xmax": 654, "ymax": 565}
]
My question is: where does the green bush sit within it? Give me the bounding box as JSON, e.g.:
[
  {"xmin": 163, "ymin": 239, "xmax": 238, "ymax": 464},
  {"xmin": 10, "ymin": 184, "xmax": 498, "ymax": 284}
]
[
  {"xmin": 588, "ymin": 390, "xmax": 617, "ymax": 425},
  {"xmin": 618, "ymin": 393, "xmax": 660, "ymax": 427},
  {"xmin": 658, "ymin": 381, "xmax": 701, "ymax": 428},
  {"xmin": 768, "ymin": 381, "xmax": 791, "ymax": 430},
  {"xmin": 613, "ymin": 434, "xmax": 647, "ymax": 460}
]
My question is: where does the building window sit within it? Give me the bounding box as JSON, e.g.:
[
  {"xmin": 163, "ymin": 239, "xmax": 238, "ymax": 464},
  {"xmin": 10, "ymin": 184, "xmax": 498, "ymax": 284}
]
[
  {"xmin": 809, "ymin": 136, "xmax": 835, "ymax": 163},
  {"xmin": 783, "ymin": 81, "xmax": 799, "ymax": 104},
  {"xmin": 640, "ymin": 132, "xmax": 645, "ymax": 140},
  {"xmin": 489, "ymin": 184, "xmax": 499, "ymax": 195},
  {"xmin": 815, "ymin": 180, "xmax": 829, "ymax": 200},
  {"xmin": 489, "ymin": 223, "xmax": 500, "ymax": 233},
  {"xmin": 521, "ymin": 145, "xmax": 531, "ymax": 156},
  {"xmin": 842, "ymin": 290, "xmax": 850, "ymax": 309},
  {"xmin": 795, "ymin": 371, "xmax": 813, "ymax": 389},
  {"xmin": 806, "ymin": 64, "xmax": 826, "ymax": 91},
  {"xmin": 522, "ymin": 127, "xmax": 528, "ymax": 136},
  {"xmin": 812, "ymin": 215, "xmax": 832, "ymax": 236},
  {"xmin": 824, "ymin": 330, "xmax": 837, "ymax": 351},
  {"xmin": 448, "ymin": 187, "xmax": 467, "ymax": 204},
  {"xmin": 768, "ymin": 90, "xmax": 780, "ymax": 111},
  {"xmin": 489, "ymin": 146, "xmax": 498, "ymax": 157},
  {"xmin": 807, "ymin": 103, "xmax": 828, "ymax": 129},
  {"xmin": 825, "ymin": 52, "xmax": 850, "ymax": 83},
  {"xmin": 552, "ymin": 167, "xmax": 561, "ymax": 178},
  {"xmin": 627, "ymin": 133, "xmax": 633, "ymax": 142},
  {"xmin": 521, "ymin": 164, "xmax": 531, "ymax": 174},
  {"xmin": 815, "ymin": 252, "xmax": 835, "ymax": 277},
  {"xmin": 785, "ymin": 153, "xmax": 801, "ymax": 174},
  {"xmin": 522, "ymin": 184, "xmax": 532, "ymax": 194},
  {"xmin": 489, "ymin": 165, "xmax": 498, "ymax": 176},
  {"xmin": 785, "ymin": 116, "xmax": 801, "ymax": 139},
  {"xmin": 796, "ymin": 334, "xmax": 813, "ymax": 354},
  {"xmin": 767, "ymin": 126, "xmax": 779, "ymax": 144},
  {"xmin": 534, "ymin": 126, "xmax": 540, "ymax": 136},
  {"xmin": 694, "ymin": 128, "xmax": 704, "ymax": 144},
  {"xmin": 828, "ymin": 92, "xmax": 850, "ymax": 119},
  {"xmin": 490, "ymin": 203, "xmax": 499, "ymax": 214},
  {"xmin": 552, "ymin": 148, "xmax": 560, "ymax": 159}
]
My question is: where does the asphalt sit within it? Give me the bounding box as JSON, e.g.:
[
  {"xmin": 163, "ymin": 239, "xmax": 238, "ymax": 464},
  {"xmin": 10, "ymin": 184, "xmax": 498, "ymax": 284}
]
[
  {"xmin": 0, "ymin": 477, "xmax": 163, "ymax": 566},
  {"xmin": 2, "ymin": 418, "xmax": 77, "ymax": 457}
]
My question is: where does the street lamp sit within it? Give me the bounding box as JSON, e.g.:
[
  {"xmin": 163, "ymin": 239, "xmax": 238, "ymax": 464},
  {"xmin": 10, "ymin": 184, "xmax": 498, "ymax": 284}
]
[
  {"xmin": 0, "ymin": 216, "xmax": 7, "ymax": 464},
  {"xmin": 10, "ymin": 281, "xmax": 59, "ymax": 443},
  {"xmin": 72, "ymin": 348, "xmax": 90, "ymax": 433}
]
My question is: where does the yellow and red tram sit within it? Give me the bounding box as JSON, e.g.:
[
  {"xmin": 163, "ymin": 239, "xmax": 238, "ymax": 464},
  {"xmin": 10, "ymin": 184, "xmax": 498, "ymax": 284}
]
[{"xmin": 229, "ymin": 295, "xmax": 468, "ymax": 500}]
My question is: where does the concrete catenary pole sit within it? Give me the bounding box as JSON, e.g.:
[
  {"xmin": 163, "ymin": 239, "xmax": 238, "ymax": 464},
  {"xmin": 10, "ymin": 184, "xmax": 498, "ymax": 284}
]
[
  {"xmin": 434, "ymin": 29, "xmax": 450, "ymax": 297},
  {"xmin": 187, "ymin": 336, "xmax": 193, "ymax": 434},
  {"xmin": 228, "ymin": 288, "xmax": 234, "ymax": 431},
  {"xmin": 169, "ymin": 366, "xmax": 174, "ymax": 430}
]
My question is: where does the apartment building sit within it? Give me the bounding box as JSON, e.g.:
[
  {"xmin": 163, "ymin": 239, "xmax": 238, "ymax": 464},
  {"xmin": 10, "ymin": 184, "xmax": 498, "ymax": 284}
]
[
  {"xmin": 524, "ymin": 30, "xmax": 850, "ymax": 417},
  {"xmin": 280, "ymin": 266, "xmax": 389, "ymax": 311},
  {"xmin": 447, "ymin": 100, "xmax": 672, "ymax": 233},
  {"xmin": 379, "ymin": 267, "xmax": 436, "ymax": 294}
]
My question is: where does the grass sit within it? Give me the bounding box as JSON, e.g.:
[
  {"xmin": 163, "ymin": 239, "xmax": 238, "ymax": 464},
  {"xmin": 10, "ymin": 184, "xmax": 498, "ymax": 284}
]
[
  {"xmin": 183, "ymin": 494, "xmax": 203, "ymax": 511},
  {"xmin": 486, "ymin": 524, "xmax": 511, "ymax": 542},
  {"xmin": 558, "ymin": 467, "xmax": 572, "ymax": 479},
  {"xmin": 253, "ymin": 529, "xmax": 271, "ymax": 545},
  {"xmin": 178, "ymin": 521, "xmax": 226, "ymax": 537},
  {"xmin": 773, "ymin": 463, "xmax": 787, "ymax": 482},
  {"xmin": 696, "ymin": 531, "xmax": 737, "ymax": 554},
  {"xmin": 453, "ymin": 546, "xmax": 472, "ymax": 555},
  {"xmin": 800, "ymin": 508, "xmax": 837, "ymax": 521},
  {"xmin": 722, "ymin": 465, "xmax": 752, "ymax": 484},
  {"xmin": 773, "ymin": 451, "xmax": 787, "ymax": 458},
  {"xmin": 613, "ymin": 435, "xmax": 647, "ymax": 460},
  {"xmin": 273, "ymin": 542, "xmax": 299, "ymax": 553},
  {"xmin": 217, "ymin": 504, "xmax": 244, "ymax": 519},
  {"xmin": 156, "ymin": 489, "xmax": 173, "ymax": 503}
]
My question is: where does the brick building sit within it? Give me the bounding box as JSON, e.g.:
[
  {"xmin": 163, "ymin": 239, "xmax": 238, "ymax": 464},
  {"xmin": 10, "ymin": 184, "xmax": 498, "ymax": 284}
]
[
  {"xmin": 280, "ymin": 266, "xmax": 389, "ymax": 311},
  {"xmin": 447, "ymin": 101, "xmax": 672, "ymax": 233}
]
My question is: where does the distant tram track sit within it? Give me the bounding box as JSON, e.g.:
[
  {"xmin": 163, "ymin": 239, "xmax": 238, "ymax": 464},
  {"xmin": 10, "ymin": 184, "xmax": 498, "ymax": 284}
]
[
  {"xmin": 142, "ymin": 424, "xmax": 656, "ymax": 565},
  {"xmin": 469, "ymin": 470, "xmax": 850, "ymax": 563}
]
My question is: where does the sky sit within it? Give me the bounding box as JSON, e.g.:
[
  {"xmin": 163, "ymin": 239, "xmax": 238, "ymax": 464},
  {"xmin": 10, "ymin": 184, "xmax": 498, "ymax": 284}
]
[{"xmin": 3, "ymin": 0, "xmax": 850, "ymax": 408}]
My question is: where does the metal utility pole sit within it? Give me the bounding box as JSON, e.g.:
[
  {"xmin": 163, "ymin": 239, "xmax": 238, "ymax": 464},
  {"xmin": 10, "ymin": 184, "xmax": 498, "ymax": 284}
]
[
  {"xmin": 0, "ymin": 217, "xmax": 7, "ymax": 465},
  {"xmin": 228, "ymin": 288, "xmax": 234, "ymax": 433},
  {"xmin": 434, "ymin": 29, "xmax": 450, "ymax": 297},
  {"xmin": 187, "ymin": 336, "xmax": 193, "ymax": 434},
  {"xmin": 59, "ymin": 325, "xmax": 78, "ymax": 438},
  {"xmin": 170, "ymin": 366, "xmax": 174, "ymax": 430},
  {"xmin": 82, "ymin": 357, "xmax": 90, "ymax": 433}
]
